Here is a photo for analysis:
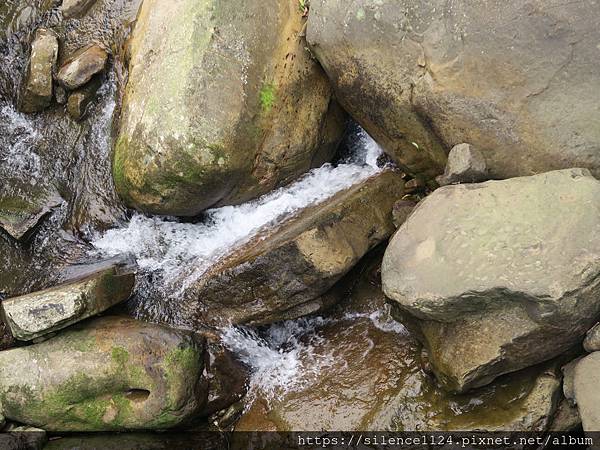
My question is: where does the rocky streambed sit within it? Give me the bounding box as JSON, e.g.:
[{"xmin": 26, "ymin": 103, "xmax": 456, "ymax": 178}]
[{"xmin": 1, "ymin": 0, "xmax": 600, "ymax": 449}]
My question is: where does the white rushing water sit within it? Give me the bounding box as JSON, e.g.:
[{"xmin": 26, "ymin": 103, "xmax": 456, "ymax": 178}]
[
  {"xmin": 92, "ymin": 127, "xmax": 384, "ymax": 294},
  {"xmin": 221, "ymin": 305, "xmax": 406, "ymax": 403},
  {"xmin": 0, "ymin": 102, "xmax": 42, "ymax": 179}
]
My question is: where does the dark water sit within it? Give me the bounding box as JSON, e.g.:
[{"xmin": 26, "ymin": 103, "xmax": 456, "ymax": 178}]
[{"xmin": 0, "ymin": 0, "xmax": 141, "ymax": 296}]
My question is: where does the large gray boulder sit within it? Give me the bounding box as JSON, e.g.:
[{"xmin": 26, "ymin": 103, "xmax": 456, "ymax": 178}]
[
  {"xmin": 307, "ymin": 0, "xmax": 600, "ymax": 181},
  {"xmin": 382, "ymin": 169, "xmax": 600, "ymax": 392},
  {"xmin": 0, "ymin": 317, "xmax": 207, "ymax": 431},
  {"xmin": 1, "ymin": 258, "xmax": 135, "ymax": 341},
  {"xmin": 114, "ymin": 0, "xmax": 345, "ymax": 216}
]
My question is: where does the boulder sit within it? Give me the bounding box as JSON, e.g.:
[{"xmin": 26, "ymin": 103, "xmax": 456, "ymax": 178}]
[
  {"xmin": 584, "ymin": 323, "xmax": 600, "ymax": 352},
  {"xmin": 56, "ymin": 44, "xmax": 107, "ymax": 90},
  {"xmin": 60, "ymin": 0, "xmax": 98, "ymax": 19},
  {"xmin": 0, "ymin": 188, "xmax": 62, "ymax": 241},
  {"xmin": 306, "ymin": 0, "xmax": 600, "ymax": 180},
  {"xmin": 234, "ymin": 252, "xmax": 564, "ymax": 434},
  {"xmin": 436, "ymin": 143, "xmax": 488, "ymax": 186},
  {"xmin": 382, "ymin": 169, "xmax": 600, "ymax": 392},
  {"xmin": 1, "ymin": 257, "xmax": 135, "ymax": 341},
  {"xmin": 574, "ymin": 352, "xmax": 600, "ymax": 432},
  {"xmin": 19, "ymin": 28, "xmax": 58, "ymax": 113},
  {"xmin": 113, "ymin": 0, "xmax": 345, "ymax": 216},
  {"xmin": 0, "ymin": 317, "xmax": 207, "ymax": 431},
  {"xmin": 174, "ymin": 170, "xmax": 403, "ymax": 326}
]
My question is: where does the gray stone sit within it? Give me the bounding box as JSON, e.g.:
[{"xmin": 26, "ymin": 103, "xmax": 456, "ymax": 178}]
[
  {"xmin": 562, "ymin": 357, "xmax": 582, "ymax": 406},
  {"xmin": 584, "ymin": 323, "xmax": 600, "ymax": 352},
  {"xmin": 66, "ymin": 75, "xmax": 102, "ymax": 121},
  {"xmin": 113, "ymin": 0, "xmax": 345, "ymax": 216},
  {"xmin": 0, "ymin": 189, "xmax": 62, "ymax": 241},
  {"xmin": 60, "ymin": 0, "xmax": 98, "ymax": 18},
  {"xmin": 574, "ymin": 352, "xmax": 600, "ymax": 432},
  {"xmin": 436, "ymin": 143, "xmax": 488, "ymax": 186},
  {"xmin": 391, "ymin": 199, "xmax": 416, "ymax": 228},
  {"xmin": 382, "ymin": 169, "xmax": 600, "ymax": 392},
  {"xmin": 307, "ymin": 0, "xmax": 600, "ymax": 181},
  {"xmin": 0, "ymin": 316, "xmax": 207, "ymax": 431},
  {"xmin": 19, "ymin": 28, "xmax": 58, "ymax": 113},
  {"xmin": 1, "ymin": 258, "xmax": 135, "ymax": 341},
  {"xmin": 56, "ymin": 44, "xmax": 107, "ymax": 90}
]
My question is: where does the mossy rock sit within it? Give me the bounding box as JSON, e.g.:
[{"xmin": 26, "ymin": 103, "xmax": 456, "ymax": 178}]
[
  {"xmin": 114, "ymin": 0, "xmax": 345, "ymax": 216},
  {"xmin": 0, "ymin": 317, "xmax": 208, "ymax": 431}
]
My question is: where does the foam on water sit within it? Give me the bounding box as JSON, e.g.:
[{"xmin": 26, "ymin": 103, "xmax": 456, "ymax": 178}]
[
  {"xmin": 92, "ymin": 127, "xmax": 383, "ymax": 294},
  {"xmin": 0, "ymin": 101, "xmax": 41, "ymax": 179},
  {"xmin": 221, "ymin": 306, "xmax": 406, "ymax": 402}
]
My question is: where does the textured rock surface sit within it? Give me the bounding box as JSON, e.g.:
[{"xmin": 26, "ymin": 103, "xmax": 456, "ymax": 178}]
[
  {"xmin": 235, "ymin": 253, "xmax": 564, "ymax": 434},
  {"xmin": 114, "ymin": 0, "xmax": 345, "ymax": 216},
  {"xmin": 574, "ymin": 352, "xmax": 600, "ymax": 432},
  {"xmin": 436, "ymin": 143, "xmax": 488, "ymax": 186},
  {"xmin": 19, "ymin": 28, "xmax": 58, "ymax": 113},
  {"xmin": 1, "ymin": 258, "xmax": 135, "ymax": 341},
  {"xmin": 0, "ymin": 188, "xmax": 62, "ymax": 241},
  {"xmin": 383, "ymin": 169, "xmax": 600, "ymax": 391},
  {"xmin": 66, "ymin": 75, "xmax": 102, "ymax": 121},
  {"xmin": 584, "ymin": 323, "xmax": 600, "ymax": 352},
  {"xmin": 307, "ymin": 0, "xmax": 600, "ymax": 180},
  {"xmin": 0, "ymin": 317, "xmax": 207, "ymax": 431},
  {"xmin": 57, "ymin": 44, "xmax": 107, "ymax": 90},
  {"xmin": 0, "ymin": 425, "xmax": 47, "ymax": 450},
  {"xmin": 179, "ymin": 170, "xmax": 403, "ymax": 326},
  {"xmin": 60, "ymin": 0, "xmax": 98, "ymax": 18},
  {"xmin": 391, "ymin": 199, "xmax": 416, "ymax": 228}
]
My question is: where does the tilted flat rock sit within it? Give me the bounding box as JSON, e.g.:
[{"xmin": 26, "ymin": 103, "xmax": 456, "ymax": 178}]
[
  {"xmin": 307, "ymin": 0, "xmax": 600, "ymax": 181},
  {"xmin": 1, "ymin": 257, "xmax": 135, "ymax": 341},
  {"xmin": 382, "ymin": 169, "xmax": 600, "ymax": 391},
  {"xmin": 574, "ymin": 352, "xmax": 600, "ymax": 432},
  {"xmin": 179, "ymin": 170, "xmax": 404, "ymax": 326},
  {"xmin": 0, "ymin": 317, "xmax": 207, "ymax": 431},
  {"xmin": 235, "ymin": 253, "xmax": 564, "ymax": 435},
  {"xmin": 56, "ymin": 44, "xmax": 107, "ymax": 90},
  {"xmin": 113, "ymin": 0, "xmax": 345, "ymax": 216},
  {"xmin": 19, "ymin": 28, "xmax": 58, "ymax": 113}
]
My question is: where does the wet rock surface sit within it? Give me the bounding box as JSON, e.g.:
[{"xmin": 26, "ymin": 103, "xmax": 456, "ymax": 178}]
[
  {"xmin": 60, "ymin": 0, "xmax": 98, "ymax": 19},
  {"xmin": 56, "ymin": 43, "xmax": 107, "ymax": 90},
  {"xmin": 66, "ymin": 74, "xmax": 101, "ymax": 121},
  {"xmin": 0, "ymin": 316, "xmax": 208, "ymax": 431},
  {"xmin": 234, "ymin": 252, "xmax": 565, "ymax": 433},
  {"xmin": 1, "ymin": 257, "xmax": 135, "ymax": 341},
  {"xmin": 19, "ymin": 27, "xmax": 58, "ymax": 113},
  {"xmin": 179, "ymin": 170, "xmax": 403, "ymax": 326},
  {"xmin": 307, "ymin": 0, "xmax": 600, "ymax": 179},
  {"xmin": 383, "ymin": 169, "xmax": 600, "ymax": 392},
  {"xmin": 114, "ymin": 0, "xmax": 345, "ymax": 216}
]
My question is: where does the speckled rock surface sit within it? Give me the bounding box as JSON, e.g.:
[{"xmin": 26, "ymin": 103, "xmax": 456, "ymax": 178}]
[
  {"xmin": 383, "ymin": 169, "xmax": 600, "ymax": 392},
  {"xmin": 19, "ymin": 28, "xmax": 58, "ymax": 113}
]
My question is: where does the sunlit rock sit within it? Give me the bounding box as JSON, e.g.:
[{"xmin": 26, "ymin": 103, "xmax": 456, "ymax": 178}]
[
  {"xmin": 57, "ymin": 44, "xmax": 107, "ymax": 91},
  {"xmin": 307, "ymin": 0, "xmax": 600, "ymax": 180},
  {"xmin": 19, "ymin": 28, "xmax": 58, "ymax": 113},
  {"xmin": 113, "ymin": 0, "xmax": 345, "ymax": 216},
  {"xmin": 1, "ymin": 257, "xmax": 135, "ymax": 341},
  {"xmin": 383, "ymin": 169, "xmax": 600, "ymax": 392}
]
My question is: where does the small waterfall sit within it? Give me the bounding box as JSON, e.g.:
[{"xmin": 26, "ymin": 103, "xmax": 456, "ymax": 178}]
[{"xmin": 92, "ymin": 128, "xmax": 384, "ymax": 318}]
